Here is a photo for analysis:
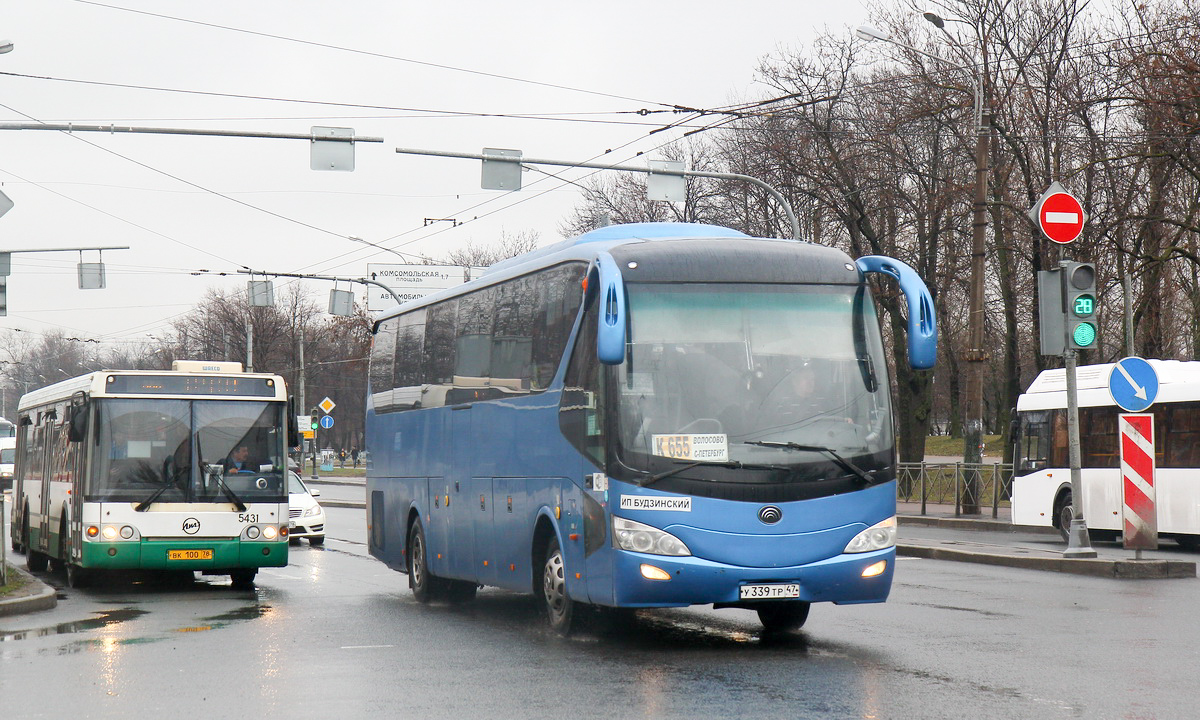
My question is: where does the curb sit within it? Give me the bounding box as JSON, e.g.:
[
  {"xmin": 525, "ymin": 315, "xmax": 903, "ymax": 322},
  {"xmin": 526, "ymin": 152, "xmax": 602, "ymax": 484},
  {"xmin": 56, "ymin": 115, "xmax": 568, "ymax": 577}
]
[
  {"xmin": 898, "ymin": 514, "xmax": 1059, "ymax": 535},
  {"xmin": 320, "ymin": 499, "xmax": 365, "ymax": 509},
  {"xmin": 897, "ymin": 542, "xmax": 1196, "ymax": 579},
  {"xmin": 0, "ymin": 562, "xmax": 58, "ymax": 618},
  {"xmin": 305, "ymin": 478, "xmax": 365, "ymax": 488}
]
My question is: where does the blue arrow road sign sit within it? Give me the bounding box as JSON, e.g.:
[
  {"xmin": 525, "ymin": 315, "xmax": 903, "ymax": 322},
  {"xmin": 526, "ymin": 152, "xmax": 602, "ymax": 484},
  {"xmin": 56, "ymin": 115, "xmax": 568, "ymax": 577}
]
[
  {"xmin": 319, "ymin": 415, "xmax": 335, "ymax": 429},
  {"xmin": 1108, "ymin": 357, "xmax": 1159, "ymax": 412}
]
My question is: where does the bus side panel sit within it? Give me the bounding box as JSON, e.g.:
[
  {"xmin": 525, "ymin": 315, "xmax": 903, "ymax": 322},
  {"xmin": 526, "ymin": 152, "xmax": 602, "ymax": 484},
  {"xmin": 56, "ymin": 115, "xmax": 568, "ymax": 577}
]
[
  {"xmin": 426, "ymin": 476, "xmax": 455, "ymax": 578},
  {"xmin": 367, "ymin": 475, "xmax": 421, "ymax": 573},
  {"xmin": 490, "ymin": 477, "xmax": 531, "ymax": 592},
  {"xmin": 442, "ymin": 408, "xmax": 475, "ymax": 580},
  {"xmin": 1011, "ymin": 471, "xmax": 1065, "ymax": 527},
  {"xmin": 1081, "ymin": 468, "xmax": 1121, "ymax": 532},
  {"xmin": 471, "ymin": 476, "xmax": 497, "ymax": 586},
  {"xmin": 1159, "ymin": 470, "xmax": 1200, "ymax": 535}
]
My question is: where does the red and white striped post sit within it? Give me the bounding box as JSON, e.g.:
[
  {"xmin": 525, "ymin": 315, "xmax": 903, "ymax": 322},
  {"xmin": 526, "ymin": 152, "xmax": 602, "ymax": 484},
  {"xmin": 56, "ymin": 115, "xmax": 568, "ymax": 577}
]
[{"xmin": 1119, "ymin": 413, "xmax": 1157, "ymax": 552}]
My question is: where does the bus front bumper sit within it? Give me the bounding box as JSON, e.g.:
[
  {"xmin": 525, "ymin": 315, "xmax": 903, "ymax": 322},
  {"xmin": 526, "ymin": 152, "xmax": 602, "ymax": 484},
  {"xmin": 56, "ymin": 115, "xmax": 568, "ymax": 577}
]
[
  {"xmin": 81, "ymin": 538, "xmax": 288, "ymax": 570},
  {"xmin": 608, "ymin": 546, "xmax": 895, "ymax": 608}
]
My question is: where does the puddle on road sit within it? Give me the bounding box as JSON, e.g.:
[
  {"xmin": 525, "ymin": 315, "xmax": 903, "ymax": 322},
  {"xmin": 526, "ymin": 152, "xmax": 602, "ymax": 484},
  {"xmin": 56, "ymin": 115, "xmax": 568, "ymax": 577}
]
[
  {"xmin": 202, "ymin": 604, "xmax": 273, "ymax": 624},
  {"xmin": 0, "ymin": 607, "xmax": 148, "ymax": 643},
  {"xmin": 2, "ymin": 600, "xmax": 275, "ymax": 644}
]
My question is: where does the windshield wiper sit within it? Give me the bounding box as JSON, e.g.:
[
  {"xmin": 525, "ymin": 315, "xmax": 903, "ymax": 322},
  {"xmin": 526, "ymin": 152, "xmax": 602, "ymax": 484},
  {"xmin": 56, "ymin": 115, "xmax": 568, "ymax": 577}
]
[
  {"xmin": 196, "ymin": 432, "xmax": 247, "ymax": 512},
  {"xmin": 639, "ymin": 459, "xmax": 788, "ymax": 488},
  {"xmin": 743, "ymin": 440, "xmax": 876, "ymax": 485},
  {"xmin": 212, "ymin": 472, "xmax": 247, "ymax": 512},
  {"xmin": 135, "ymin": 459, "xmax": 181, "ymax": 512}
]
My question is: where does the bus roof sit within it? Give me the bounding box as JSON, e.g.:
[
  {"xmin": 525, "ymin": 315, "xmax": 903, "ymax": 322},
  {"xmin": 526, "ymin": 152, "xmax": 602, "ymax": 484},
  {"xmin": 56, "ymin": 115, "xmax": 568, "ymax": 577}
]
[
  {"xmin": 1016, "ymin": 359, "xmax": 1200, "ymax": 411},
  {"xmin": 373, "ymin": 222, "xmax": 843, "ymax": 328},
  {"xmin": 484, "ymin": 222, "xmax": 749, "ymax": 276},
  {"xmin": 18, "ymin": 368, "xmax": 288, "ymax": 412}
]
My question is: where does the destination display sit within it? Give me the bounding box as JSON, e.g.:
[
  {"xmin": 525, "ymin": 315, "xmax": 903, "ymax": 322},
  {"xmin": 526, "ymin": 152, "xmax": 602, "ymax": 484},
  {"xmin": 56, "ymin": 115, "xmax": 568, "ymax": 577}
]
[{"xmin": 106, "ymin": 375, "xmax": 277, "ymax": 397}]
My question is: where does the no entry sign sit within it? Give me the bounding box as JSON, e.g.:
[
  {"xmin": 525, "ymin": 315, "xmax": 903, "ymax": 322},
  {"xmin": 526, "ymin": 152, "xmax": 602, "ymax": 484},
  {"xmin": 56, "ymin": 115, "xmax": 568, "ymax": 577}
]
[
  {"xmin": 1030, "ymin": 182, "xmax": 1086, "ymax": 244},
  {"xmin": 1119, "ymin": 413, "xmax": 1157, "ymax": 550}
]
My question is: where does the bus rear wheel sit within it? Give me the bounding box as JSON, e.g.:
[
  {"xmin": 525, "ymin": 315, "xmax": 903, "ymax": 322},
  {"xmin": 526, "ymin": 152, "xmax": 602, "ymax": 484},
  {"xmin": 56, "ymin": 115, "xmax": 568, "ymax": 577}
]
[
  {"xmin": 756, "ymin": 601, "xmax": 811, "ymax": 633},
  {"xmin": 408, "ymin": 519, "xmax": 446, "ymax": 603},
  {"xmin": 540, "ymin": 537, "xmax": 574, "ymax": 635}
]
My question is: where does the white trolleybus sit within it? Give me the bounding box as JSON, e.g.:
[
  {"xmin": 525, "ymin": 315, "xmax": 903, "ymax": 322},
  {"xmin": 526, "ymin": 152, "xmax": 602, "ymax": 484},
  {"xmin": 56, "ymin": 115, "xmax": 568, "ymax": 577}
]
[
  {"xmin": 9, "ymin": 361, "xmax": 298, "ymax": 587},
  {"xmin": 1011, "ymin": 359, "xmax": 1200, "ymax": 549}
]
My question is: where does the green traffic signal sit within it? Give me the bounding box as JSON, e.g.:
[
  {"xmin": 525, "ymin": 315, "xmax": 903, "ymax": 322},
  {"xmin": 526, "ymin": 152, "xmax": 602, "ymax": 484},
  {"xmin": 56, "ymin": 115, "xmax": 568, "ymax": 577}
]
[{"xmin": 1072, "ymin": 321, "xmax": 1097, "ymax": 347}]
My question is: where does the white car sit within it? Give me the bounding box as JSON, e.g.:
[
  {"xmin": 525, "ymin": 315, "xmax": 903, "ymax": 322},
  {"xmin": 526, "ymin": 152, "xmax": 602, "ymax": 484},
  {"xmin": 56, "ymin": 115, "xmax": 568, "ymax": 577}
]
[{"xmin": 288, "ymin": 471, "xmax": 326, "ymax": 545}]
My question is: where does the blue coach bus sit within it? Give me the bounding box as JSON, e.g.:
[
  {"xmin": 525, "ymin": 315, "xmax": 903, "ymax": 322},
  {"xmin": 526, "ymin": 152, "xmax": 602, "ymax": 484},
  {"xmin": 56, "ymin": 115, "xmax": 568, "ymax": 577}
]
[{"xmin": 366, "ymin": 222, "xmax": 936, "ymax": 634}]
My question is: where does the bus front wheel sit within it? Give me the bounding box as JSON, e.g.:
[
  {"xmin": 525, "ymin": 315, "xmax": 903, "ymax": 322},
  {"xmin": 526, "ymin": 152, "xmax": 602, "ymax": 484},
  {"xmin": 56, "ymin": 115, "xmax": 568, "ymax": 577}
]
[
  {"xmin": 230, "ymin": 569, "xmax": 257, "ymax": 588},
  {"xmin": 757, "ymin": 601, "xmax": 811, "ymax": 633},
  {"xmin": 1055, "ymin": 490, "xmax": 1074, "ymax": 542},
  {"xmin": 66, "ymin": 563, "xmax": 90, "ymax": 588},
  {"xmin": 23, "ymin": 517, "xmax": 48, "ymax": 573},
  {"xmin": 540, "ymin": 537, "xmax": 574, "ymax": 635}
]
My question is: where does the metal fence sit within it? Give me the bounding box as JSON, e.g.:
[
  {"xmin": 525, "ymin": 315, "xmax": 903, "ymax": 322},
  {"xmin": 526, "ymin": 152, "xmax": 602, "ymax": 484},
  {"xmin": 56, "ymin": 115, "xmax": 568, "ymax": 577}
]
[{"xmin": 896, "ymin": 462, "xmax": 1015, "ymax": 518}]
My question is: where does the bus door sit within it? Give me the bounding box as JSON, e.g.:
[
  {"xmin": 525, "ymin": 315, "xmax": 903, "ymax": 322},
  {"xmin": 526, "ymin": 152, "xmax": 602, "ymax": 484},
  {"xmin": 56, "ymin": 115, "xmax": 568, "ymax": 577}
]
[
  {"xmin": 582, "ymin": 482, "xmax": 613, "ymax": 605},
  {"xmin": 45, "ymin": 414, "xmax": 74, "ymax": 557},
  {"xmin": 30, "ymin": 415, "xmax": 53, "ymax": 553}
]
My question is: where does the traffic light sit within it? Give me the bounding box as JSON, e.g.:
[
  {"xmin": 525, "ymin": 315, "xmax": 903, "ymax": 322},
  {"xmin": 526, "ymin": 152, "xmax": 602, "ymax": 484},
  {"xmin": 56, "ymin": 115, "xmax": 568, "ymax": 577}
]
[
  {"xmin": 1060, "ymin": 261, "xmax": 1097, "ymax": 350},
  {"xmin": 310, "ymin": 408, "xmax": 320, "ymax": 431}
]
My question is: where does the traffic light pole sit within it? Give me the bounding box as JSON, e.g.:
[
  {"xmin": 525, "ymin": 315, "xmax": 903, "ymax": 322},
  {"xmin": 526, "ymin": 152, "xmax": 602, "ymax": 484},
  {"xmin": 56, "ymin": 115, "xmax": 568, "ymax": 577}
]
[
  {"xmin": 1062, "ymin": 349, "xmax": 1096, "ymax": 557},
  {"xmin": 310, "ymin": 407, "xmax": 320, "ymax": 481}
]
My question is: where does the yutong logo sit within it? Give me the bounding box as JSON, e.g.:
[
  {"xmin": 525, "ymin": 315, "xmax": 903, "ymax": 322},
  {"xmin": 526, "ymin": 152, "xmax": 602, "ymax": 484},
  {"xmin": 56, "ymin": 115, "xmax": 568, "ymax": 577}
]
[
  {"xmin": 758, "ymin": 506, "xmax": 783, "ymax": 524},
  {"xmin": 182, "ymin": 518, "xmax": 201, "ymax": 534}
]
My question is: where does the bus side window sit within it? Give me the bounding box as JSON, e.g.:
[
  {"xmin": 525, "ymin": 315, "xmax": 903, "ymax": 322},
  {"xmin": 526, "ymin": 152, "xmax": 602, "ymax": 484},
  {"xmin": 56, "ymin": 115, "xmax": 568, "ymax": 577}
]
[
  {"xmin": 560, "ymin": 300, "xmax": 605, "ymax": 468},
  {"xmin": 1163, "ymin": 403, "xmax": 1200, "ymax": 467},
  {"xmin": 1048, "ymin": 410, "xmax": 1069, "ymax": 468},
  {"xmin": 1017, "ymin": 411, "xmax": 1050, "ymax": 473}
]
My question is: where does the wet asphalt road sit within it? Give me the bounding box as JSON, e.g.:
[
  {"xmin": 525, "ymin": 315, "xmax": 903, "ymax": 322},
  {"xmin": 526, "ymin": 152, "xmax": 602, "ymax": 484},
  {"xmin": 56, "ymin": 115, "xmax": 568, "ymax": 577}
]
[{"xmin": 3, "ymin": 501, "xmax": 1199, "ymax": 719}]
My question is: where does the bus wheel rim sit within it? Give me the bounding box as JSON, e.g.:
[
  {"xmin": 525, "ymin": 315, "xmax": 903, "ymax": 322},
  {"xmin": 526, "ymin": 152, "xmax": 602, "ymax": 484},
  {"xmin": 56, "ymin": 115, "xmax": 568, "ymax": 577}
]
[
  {"xmin": 412, "ymin": 533, "xmax": 425, "ymax": 587},
  {"xmin": 543, "ymin": 548, "xmax": 566, "ymax": 619}
]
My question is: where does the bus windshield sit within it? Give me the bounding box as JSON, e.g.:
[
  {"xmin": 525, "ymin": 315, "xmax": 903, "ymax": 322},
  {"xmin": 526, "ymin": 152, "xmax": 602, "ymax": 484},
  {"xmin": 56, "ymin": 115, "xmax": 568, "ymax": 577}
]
[
  {"xmin": 91, "ymin": 398, "xmax": 287, "ymax": 503},
  {"xmin": 616, "ymin": 282, "xmax": 892, "ymax": 475}
]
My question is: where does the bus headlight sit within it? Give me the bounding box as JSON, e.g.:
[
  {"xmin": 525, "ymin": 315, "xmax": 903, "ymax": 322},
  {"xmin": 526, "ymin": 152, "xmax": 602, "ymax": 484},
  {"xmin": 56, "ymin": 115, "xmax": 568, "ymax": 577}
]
[
  {"xmin": 262, "ymin": 525, "xmax": 278, "ymax": 540},
  {"xmin": 246, "ymin": 526, "xmax": 261, "ymax": 539},
  {"xmin": 843, "ymin": 516, "xmax": 897, "ymax": 553},
  {"xmin": 613, "ymin": 517, "xmax": 690, "ymax": 557},
  {"xmin": 102, "ymin": 525, "xmax": 119, "ymax": 541}
]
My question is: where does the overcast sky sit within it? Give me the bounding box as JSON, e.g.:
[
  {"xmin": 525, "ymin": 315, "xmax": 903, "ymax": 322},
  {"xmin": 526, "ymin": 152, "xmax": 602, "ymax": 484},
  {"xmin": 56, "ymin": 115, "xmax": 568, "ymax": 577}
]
[{"xmin": 0, "ymin": 0, "xmax": 868, "ymax": 349}]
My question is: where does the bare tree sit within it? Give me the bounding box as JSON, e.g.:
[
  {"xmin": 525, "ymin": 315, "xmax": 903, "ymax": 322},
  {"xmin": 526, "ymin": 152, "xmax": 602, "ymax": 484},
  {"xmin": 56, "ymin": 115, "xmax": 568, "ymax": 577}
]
[{"xmin": 440, "ymin": 229, "xmax": 542, "ymax": 268}]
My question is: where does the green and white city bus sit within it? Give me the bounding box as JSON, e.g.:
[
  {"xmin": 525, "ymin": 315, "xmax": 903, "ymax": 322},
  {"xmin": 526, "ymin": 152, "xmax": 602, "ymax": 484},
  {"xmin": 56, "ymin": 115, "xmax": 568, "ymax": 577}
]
[{"xmin": 9, "ymin": 361, "xmax": 297, "ymax": 587}]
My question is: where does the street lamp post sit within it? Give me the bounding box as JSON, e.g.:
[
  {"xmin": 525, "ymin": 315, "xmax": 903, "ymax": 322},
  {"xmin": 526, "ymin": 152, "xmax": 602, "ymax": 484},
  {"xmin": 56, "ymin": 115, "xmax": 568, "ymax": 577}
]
[
  {"xmin": 348, "ymin": 236, "xmax": 418, "ymax": 262},
  {"xmin": 857, "ymin": 21, "xmax": 988, "ymax": 513},
  {"xmin": 921, "ymin": 13, "xmax": 989, "ymax": 515}
]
